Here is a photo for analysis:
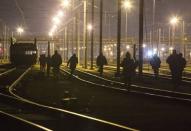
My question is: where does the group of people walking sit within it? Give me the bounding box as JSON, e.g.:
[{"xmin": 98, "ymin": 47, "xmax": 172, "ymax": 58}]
[
  {"xmin": 150, "ymin": 49, "xmax": 186, "ymax": 88},
  {"xmin": 39, "ymin": 50, "xmax": 62, "ymax": 79},
  {"xmin": 39, "ymin": 49, "xmax": 187, "ymax": 89}
]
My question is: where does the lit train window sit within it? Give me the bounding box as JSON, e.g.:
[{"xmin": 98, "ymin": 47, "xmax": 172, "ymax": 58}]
[{"xmin": 25, "ymin": 51, "xmax": 37, "ymax": 55}]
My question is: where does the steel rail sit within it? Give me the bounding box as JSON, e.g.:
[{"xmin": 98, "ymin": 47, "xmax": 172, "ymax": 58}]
[
  {"xmin": 0, "ymin": 110, "xmax": 52, "ymax": 131},
  {"xmin": 61, "ymin": 67, "xmax": 191, "ymax": 103},
  {"xmin": 8, "ymin": 68, "xmax": 139, "ymax": 131},
  {"xmin": 0, "ymin": 68, "xmax": 16, "ymax": 77}
]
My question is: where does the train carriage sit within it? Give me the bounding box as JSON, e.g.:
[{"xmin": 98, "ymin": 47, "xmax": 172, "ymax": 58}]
[{"xmin": 10, "ymin": 42, "xmax": 37, "ymax": 66}]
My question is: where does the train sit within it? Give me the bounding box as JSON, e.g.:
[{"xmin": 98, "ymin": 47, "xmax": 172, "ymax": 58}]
[{"xmin": 10, "ymin": 39, "xmax": 38, "ymax": 66}]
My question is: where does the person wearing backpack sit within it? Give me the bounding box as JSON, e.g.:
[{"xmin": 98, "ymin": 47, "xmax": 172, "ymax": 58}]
[{"xmin": 121, "ymin": 52, "xmax": 137, "ymax": 91}]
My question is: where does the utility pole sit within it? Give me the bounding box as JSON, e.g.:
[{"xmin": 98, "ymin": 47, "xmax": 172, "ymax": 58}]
[
  {"xmin": 90, "ymin": 0, "xmax": 94, "ymax": 70},
  {"xmin": 152, "ymin": 0, "xmax": 155, "ymax": 50},
  {"xmin": 116, "ymin": 0, "xmax": 121, "ymax": 76},
  {"xmin": 66, "ymin": 27, "xmax": 69, "ymax": 61},
  {"xmin": 139, "ymin": 0, "xmax": 144, "ymax": 76},
  {"xmin": 83, "ymin": 0, "xmax": 87, "ymax": 68},
  {"xmin": 99, "ymin": 0, "xmax": 103, "ymax": 54}
]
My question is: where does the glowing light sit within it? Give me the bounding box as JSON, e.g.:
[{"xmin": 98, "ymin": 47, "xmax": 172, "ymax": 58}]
[
  {"xmin": 61, "ymin": 0, "xmax": 70, "ymax": 8},
  {"xmin": 143, "ymin": 44, "xmax": 146, "ymax": 48},
  {"xmin": 147, "ymin": 50, "xmax": 153, "ymax": 58},
  {"xmin": 126, "ymin": 45, "xmax": 130, "ymax": 50},
  {"xmin": 122, "ymin": 0, "xmax": 133, "ymax": 10},
  {"xmin": 161, "ymin": 48, "xmax": 165, "ymax": 51},
  {"xmin": 57, "ymin": 10, "xmax": 64, "ymax": 18},
  {"xmin": 170, "ymin": 16, "xmax": 179, "ymax": 26},
  {"xmin": 17, "ymin": 27, "xmax": 24, "ymax": 35},
  {"xmin": 87, "ymin": 24, "xmax": 93, "ymax": 31},
  {"xmin": 49, "ymin": 32, "xmax": 53, "ymax": 37},
  {"xmin": 52, "ymin": 16, "xmax": 61, "ymax": 25},
  {"xmin": 169, "ymin": 47, "xmax": 174, "ymax": 51}
]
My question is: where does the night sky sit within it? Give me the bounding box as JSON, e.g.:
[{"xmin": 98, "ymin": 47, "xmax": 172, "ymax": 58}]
[{"xmin": 0, "ymin": 0, "xmax": 190, "ymax": 36}]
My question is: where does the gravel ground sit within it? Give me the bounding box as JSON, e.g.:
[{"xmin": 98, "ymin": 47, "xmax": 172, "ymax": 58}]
[{"xmin": 17, "ymin": 66, "xmax": 191, "ymax": 131}]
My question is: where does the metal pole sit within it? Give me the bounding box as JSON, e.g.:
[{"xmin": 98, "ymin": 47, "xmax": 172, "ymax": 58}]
[
  {"xmin": 83, "ymin": 0, "xmax": 87, "ymax": 68},
  {"xmin": 116, "ymin": 0, "xmax": 121, "ymax": 76},
  {"xmin": 48, "ymin": 41, "xmax": 50, "ymax": 57},
  {"xmin": 99, "ymin": 0, "xmax": 103, "ymax": 54},
  {"xmin": 66, "ymin": 27, "xmax": 69, "ymax": 61},
  {"xmin": 125, "ymin": 11, "xmax": 128, "ymax": 44},
  {"xmin": 90, "ymin": 0, "xmax": 94, "ymax": 69},
  {"xmin": 182, "ymin": 21, "xmax": 185, "ymax": 57},
  {"xmin": 152, "ymin": 0, "xmax": 155, "ymax": 50},
  {"xmin": 139, "ymin": 0, "xmax": 144, "ymax": 76},
  {"xmin": 77, "ymin": 13, "xmax": 81, "ymax": 65}
]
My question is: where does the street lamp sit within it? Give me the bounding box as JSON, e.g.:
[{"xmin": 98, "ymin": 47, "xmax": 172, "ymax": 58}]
[
  {"xmin": 61, "ymin": 0, "xmax": 70, "ymax": 8},
  {"xmin": 169, "ymin": 16, "xmax": 179, "ymax": 46},
  {"xmin": 122, "ymin": 0, "xmax": 133, "ymax": 45},
  {"xmin": 17, "ymin": 27, "xmax": 24, "ymax": 36},
  {"xmin": 87, "ymin": 24, "xmax": 93, "ymax": 32}
]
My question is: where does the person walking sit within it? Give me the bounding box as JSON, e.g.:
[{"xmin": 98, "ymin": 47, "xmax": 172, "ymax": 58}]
[
  {"xmin": 150, "ymin": 54, "xmax": 161, "ymax": 79},
  {"xmin": 51, "ymin": 50, "xmax": 62, "ymax": 80},
  {"xmin": 96, "ymin": 52, "xmax": 108, "ymax": 76},
  {"xmin": 46, "ymin": 55, "xmax": 51, "ymax": 77},
  {"xmin": 177, "ymin": 53, "xmax": 186, "ymax": 85},
  {"xmin": 39, "ymin": 54, "xmax": 46, "ymax": 73},
  {"xmin": 67, "ymin": 54, "xmax": 78, "ymax": 75},
  {"xmin": 121, "ymin": 52, "xmax": 137, "ymax": 91},
  {"xmin": 166, "ymin": 50, "xmax": 185, "ymax": 88}
]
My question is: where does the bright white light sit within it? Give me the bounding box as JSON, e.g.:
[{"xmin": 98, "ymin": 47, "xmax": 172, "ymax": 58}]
[
  {"xmin": 49, "ymin": 32, "xmax": 53, "ymax": 37},
  {"xmin": 87, "ymin": 24, "xmax": 93, "ymax": 31},
  {"xmin": 143, "ymin": 44, "xmax": 146, "ymax": 48},
  {"xmin": 126, "ymin": 45, "xmax": 130, "ymax": 50},
  {"xmin": 17, "ymin": 27, "xmax": 24, "ymax": 34},
  {"xmin": 57, "ymin": 10, "xmax": 64, "ymax": 18},
  {"xmin": 122, "ymin": 0, "xmax": 133, "ymax": 10},
  {"xmin": 161, "ymin": 48, "xmax": 165, "ymax": 51},
  {"xmin": 52, "ymin": 16, "xmax": 61, "ymax": 25},
  {"xmin": 61, "ymin": 0, "xmax": 70, "ymax": 8},
  {"xmin": 110, "ymin": 52, "xmax": 113, "ymax": 56},
  {"xmin": 170, "ymin": 16, "xmax": 179, "ymax": 26},
  {"xmin": 147, "ymin": 50, "xmax": 153, "ymax": 58},
  {"xmin": 114, "ymin": 44, "xmax": 117, "ymax": 47},
  {"xmin": 169, "ymin": 47, "xmax": 174, "ymax": 51}
]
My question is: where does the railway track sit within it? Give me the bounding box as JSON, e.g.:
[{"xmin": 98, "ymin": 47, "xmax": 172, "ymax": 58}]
[
  {"xmin": 103, "ymin": 66, "xmax": 191, "ymax": 83},
  {"xmin": 61, "ymin": 66, "xmax": 191, "ymax": 103},
  {"xmin": 0, "ymin": 67, "xmax": 137, "ymax": 131}
]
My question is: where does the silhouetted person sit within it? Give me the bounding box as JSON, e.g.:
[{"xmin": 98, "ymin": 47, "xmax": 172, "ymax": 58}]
[
  {"xmin": 51, "ymin": 50, "xmax": 62, "ymax": 80},
  {"xmin": 46, "ymin": 55, "xmax": 51, "ymax": 77},
  {"xmin": 167, "ymin": 50, "xmax": 186, "ymax": 88},
  {"xmin": 121, "ymin": 52, "xmax": 137, "ymax": 90},
  {"xmin": 39, "ymin": 54, "xmax": 46, "ymax": 73},
  {"xmin": 177, "ymin": 53, "xmax": 186, "ymax": 85},
  {"xmin": 96, "ymin": 52, "xmax": 108, "ymax": 76},
  {"xmin": 150, "ymin": 54, "xmax": 161, "ymax": 79},
  {"xmin": 67, "ymin": 54, "xmax": 78, "ymax": 75}
]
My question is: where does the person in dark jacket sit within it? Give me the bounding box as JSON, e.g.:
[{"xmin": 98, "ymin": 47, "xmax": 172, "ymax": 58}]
[
  {"xmin": 67, "ymin": 54, "xmax": 78, "ymax": 75},
  {"xmin": 177, "ymin": 53, "xmax": 186, "ymax": 85},
  {"xmin": 166, "ymin": 50, "xmax": 186, "ymax": 88},
  {"xmin": 96, "ymin": 52, "xmax": 108, "ymax": 76},
  {"xmin": 121, "ymin": 52, "xmax": 137, "ymax": 90},
  {"xmin": 150, "ymin": 54, "xmax": 161, "ymax": 79},
  {"xmin": 39, "ymin": 54, "xmax": 46, "ymax": 73},
  {"xmin": 51, "ymin": 50, "xmax": 62, "ymax": 79},
  {"xmin": 46, "ymin": 55, "xmax": 51, "ymax": 77}
]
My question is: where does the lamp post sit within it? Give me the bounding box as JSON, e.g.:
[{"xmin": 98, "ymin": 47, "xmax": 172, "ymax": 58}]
[
  {"xmin": 169, "ymin": 16, "xmax": 179, "ymax": 47},
  {"xmin": 122, "ymin": 0, "xmax": 133, "ymax": 45},
  {"xmin": 17, "ymin": 27, "xmax": 24, "ymax": 37},
  {"xmin": 116, "ymin": 0, "xmax": 122, "ymax": 76}
]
